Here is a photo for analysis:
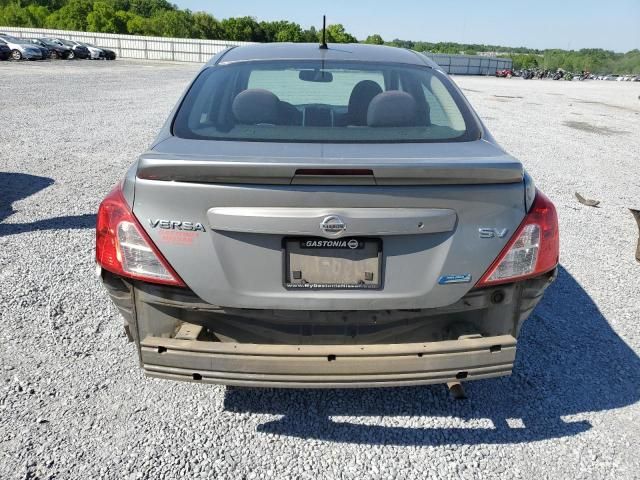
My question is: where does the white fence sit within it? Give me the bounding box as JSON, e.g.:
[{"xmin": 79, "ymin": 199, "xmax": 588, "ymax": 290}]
[
  {"xmin": 427, "ymin": 53, "xmax": 512, "ymax": 75},
  {"xmin": 0, "ymin": 26, "xmax": 512, "ymax": 73},
  {"xmin": 0, "ymin": 26, "xmax": 250, "ymax": 62}
]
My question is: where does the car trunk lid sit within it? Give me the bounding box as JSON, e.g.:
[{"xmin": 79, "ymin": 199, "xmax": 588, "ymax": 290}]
[{"xmin": 132, "ymin": 138, "xmax": 525, "ymax": 310}]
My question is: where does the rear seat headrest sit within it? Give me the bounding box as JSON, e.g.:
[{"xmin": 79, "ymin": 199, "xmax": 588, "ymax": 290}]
[
  {"xmin": 367, "ymin": 91, "xmax": 418, "ymax": 127},
  {"xmin": 232, "ymin": 89, "xmax": 280, "ymax": 125},
  {"xmin": 348, "ymin": 80, "xmax": 383, "ymax": 126}
]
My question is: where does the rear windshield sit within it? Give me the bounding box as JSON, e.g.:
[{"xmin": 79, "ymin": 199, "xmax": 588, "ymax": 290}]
[{"xmin": 173, "ymin": 60, "xmax": 480, "ymax": 143}]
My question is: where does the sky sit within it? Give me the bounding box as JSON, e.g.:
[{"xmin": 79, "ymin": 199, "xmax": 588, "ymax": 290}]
[{"xmin": 174, "ymin": 0, "xmax": 639, "ymax": 52}]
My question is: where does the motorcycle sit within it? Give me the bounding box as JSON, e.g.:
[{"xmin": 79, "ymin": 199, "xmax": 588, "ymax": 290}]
[{"xmin": 521, "ymin": 69, "xmax": 534, "ymax": 79}]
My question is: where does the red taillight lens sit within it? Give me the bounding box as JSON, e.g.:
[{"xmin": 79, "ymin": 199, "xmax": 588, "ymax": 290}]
[
  {"xmin": 95, "ymin": 184, "xmax": 185, "ymax": 287},
  {"xmin": 476, "ymin": 189, "xmax": 559, "ymax": 287}
]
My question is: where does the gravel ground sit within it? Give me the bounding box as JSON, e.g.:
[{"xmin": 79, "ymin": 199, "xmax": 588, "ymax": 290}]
[{"xmin": 1, "ymin": 59, "xmax": 639, "ymax": 480}]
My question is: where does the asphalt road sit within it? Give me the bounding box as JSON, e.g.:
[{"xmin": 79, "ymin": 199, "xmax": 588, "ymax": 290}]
[{"xmin": 1, "ymin": 59, "xmax": 639, "ymax": 479}]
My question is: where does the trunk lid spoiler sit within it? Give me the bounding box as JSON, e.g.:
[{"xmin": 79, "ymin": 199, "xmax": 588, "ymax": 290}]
[{"xmin": 138, "ymin": 138, "xmax": 523, "ymax": 185}]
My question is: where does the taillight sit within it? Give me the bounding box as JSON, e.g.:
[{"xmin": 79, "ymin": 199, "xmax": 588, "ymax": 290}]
[
  {"xmin": 476, "ymin": 189, "xmax": 559, "ymax": 287},
  {"xmin": 95, "ymin": 184, "xmax": 185, "ymax": 287}
]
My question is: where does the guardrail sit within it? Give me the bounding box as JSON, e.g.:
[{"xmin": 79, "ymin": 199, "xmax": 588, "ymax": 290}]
[{"xmin": 0, "ymin": 26, "xmax": 512, "ymax": 73}]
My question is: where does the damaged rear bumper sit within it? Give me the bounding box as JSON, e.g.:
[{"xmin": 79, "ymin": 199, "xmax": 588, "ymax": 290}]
[
  {"xmin": 102, "ymin": 269, "xmax": 555, "ymax": 388},
  {"xmin": 141, "ymin": 334, "xmax": 516, "ymax": 388}
]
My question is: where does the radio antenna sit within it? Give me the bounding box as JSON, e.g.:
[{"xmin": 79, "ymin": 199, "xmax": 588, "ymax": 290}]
[{"xmin": 319, "ymin": 15, "xmax": 328, "ymax": 49}]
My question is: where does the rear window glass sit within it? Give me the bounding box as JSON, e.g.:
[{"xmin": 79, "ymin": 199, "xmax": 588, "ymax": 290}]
[{"xmin": 173, "ymin": 60, "xmax": 480, "ymax": 143}]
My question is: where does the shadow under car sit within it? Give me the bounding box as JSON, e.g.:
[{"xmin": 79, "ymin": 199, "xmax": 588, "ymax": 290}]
[{"xmin": 222, "ymin": 266, "xmax": 639, "ymax": 446}]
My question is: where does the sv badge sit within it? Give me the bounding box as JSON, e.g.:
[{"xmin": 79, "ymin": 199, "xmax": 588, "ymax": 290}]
[{"xmin": 479, "ymin": 227, "xmax": 509, "ymax": 239}]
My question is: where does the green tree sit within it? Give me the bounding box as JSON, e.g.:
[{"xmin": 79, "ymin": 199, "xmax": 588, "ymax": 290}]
[
  {"xmin": 35, "ymin": 0, "xmax": 67, "ymax": 9},
  {"xmin": 23, "ymin": 4, "xmax": 49, "ymax": 27},
  {"xmin": 388, "ymin": 38, "xmax": 415, "ymax": 49},
  {"xmin": 87, "ymin": 1, "xmax": 126, "ymax": 33},
  {"xmin": 275, "ymin": 24, "xmax": 303, "ymax": 42},
  {"xmin": 321, "ymin": 23, "xmax": 357, "ymax": 43},
  {"xmin": 220, "ymin": 16, "xmax": 263, "ymax": 41},
  {"xmin": 0, "ymin": 3, "xmax": 31, "ymax": 26},
  {"xmin": 260, "ymin": 20, "xmax": 303, "ymax": 42},
  {"xmin": 148, "ymin": 9, "xmax": 194, "ymax": 38},
  {"xmin": 300, "ymin": 26, "xmax": 317, "ymax": 43},
  {"xmin": 510, "ymin": 53, "xmax": 540, "ymax": 69},
  {"xmin": 0, "ymin": 3, "xmax": 49, "ymax": 27},
  {"xmin": 128, "ymin": 0, "xmax": 174, "ymax": 17},
  {"xmin": 364, "ymin": 34, "xmax": 384, "ymax": 45},
  {"xmin": 125, "ymin": 13, "xmax": 151, "ymax": 35},
  {"xmin": 542, "ymin": 49, "xmax": 563, "ymax": 70},
  {"xmin": 192, "ymin": 11, "xmax": 221, "ymax": 39},
  {"xmin": 617, "ymin": 49, "xmax": 640, "ymax": 74},
  {"xmin": 45, "ymin": 0, "xmax": 92, "ymax": 30}
]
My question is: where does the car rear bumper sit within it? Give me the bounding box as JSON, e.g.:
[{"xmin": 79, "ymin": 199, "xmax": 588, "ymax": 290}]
[
  {"xmin": 101, "ymin": 268, "xmax": 555, "ymax": 388},
  {"xmin": 141, "ymin": 334, "xmax": 516, "ymax": 388}
]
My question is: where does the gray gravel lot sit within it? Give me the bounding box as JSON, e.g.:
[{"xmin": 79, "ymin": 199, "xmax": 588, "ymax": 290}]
[{"xmin": 1, "ymin": 59, "xmax": 639, "ymax": 479}]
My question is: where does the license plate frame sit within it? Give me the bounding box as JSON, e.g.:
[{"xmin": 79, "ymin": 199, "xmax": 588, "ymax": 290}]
[{"xmin": 283, "ymin": 237, "xmax": 382, "ymax": 290}]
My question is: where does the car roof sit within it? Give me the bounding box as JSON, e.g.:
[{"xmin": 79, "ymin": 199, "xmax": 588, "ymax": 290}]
[
  {"xmin": 1, "ymin": 36, "xmax": 27, "ymax": 43},
  {"xmin": 208, "ymin": 43, "xmax": 438, "ymax": 68}
]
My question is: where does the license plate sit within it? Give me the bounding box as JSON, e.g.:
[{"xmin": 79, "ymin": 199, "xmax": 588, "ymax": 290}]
[{"xmin": 284, "ymin": 237, "xmax": 382, "ymax": 290}]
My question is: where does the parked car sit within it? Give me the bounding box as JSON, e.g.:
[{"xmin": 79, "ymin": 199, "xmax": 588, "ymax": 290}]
[
  {"xmin": 0, "ymin": 42, "xmax": 10, "ymax": 60},
  {"xmin": 28, "ymin": 42, "xmax": 50, "ymax": 60},
  {"xmin": 82, "ymin": 41, "xmax": 116, "ymax": 60},
  {"xmin": 66, "ymin": 40, "xmax": 104, "ymax": 59},
  {"xmin": 30, "ymin": 38, "xmax": 72, "ymax": 59},
  {"xmin": 41, "ymin": 38, "xmax": 90, "ymax": 59},
  {"xmin": 0, "ymin": 35, "xmax": 43, "ymax": 60},
  {"xmin": 96, "ymin": 43, "xmax": 559, "ymax": 389},
  {"xmin": 495, "ymin": 68, "xmax": 513, "ymax": 77}
]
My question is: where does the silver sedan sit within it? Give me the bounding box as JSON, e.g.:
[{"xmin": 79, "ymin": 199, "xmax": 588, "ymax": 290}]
[{"xmin": 0, "ymin": 35, "xmax": 43, "ymax": 60}]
